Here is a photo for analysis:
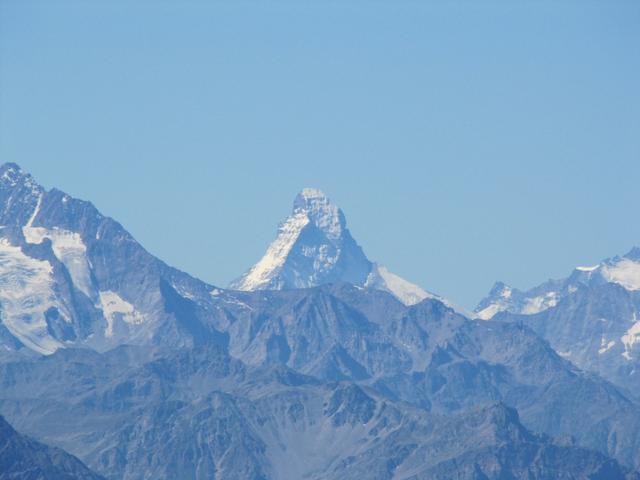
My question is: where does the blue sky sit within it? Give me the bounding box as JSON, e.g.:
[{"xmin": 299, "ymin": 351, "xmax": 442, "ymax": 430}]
[{"xmin": 1, "ymin": 1, "xmax": 639, "ymax": 308}]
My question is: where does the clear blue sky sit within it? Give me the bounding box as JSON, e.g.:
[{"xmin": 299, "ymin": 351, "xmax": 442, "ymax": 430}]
[{"xmin": 1, "ymin": 1, "xmax": 639, "ymax": 309}]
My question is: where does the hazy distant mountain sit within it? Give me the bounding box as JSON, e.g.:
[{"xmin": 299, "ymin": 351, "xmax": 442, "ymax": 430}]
[
  {"xmin": 1, "ymin": 341, "xmax": 637, "ymax": 480},
  {"xmin": 0, "ymin": 414, "xmax": 104, "ymax": 480},
  {"xmin": 230, "ymin": 188, "xmax": 447, "ymax": 306},
  {"xmin": 476, "ymin": 248, "xmax": 640, "ymax": 396}
]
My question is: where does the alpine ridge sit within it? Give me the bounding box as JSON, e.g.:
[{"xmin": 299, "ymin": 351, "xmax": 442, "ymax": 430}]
[{"xmin": 476, "ymin": 247, "xmax": 640, "ymax": 397}]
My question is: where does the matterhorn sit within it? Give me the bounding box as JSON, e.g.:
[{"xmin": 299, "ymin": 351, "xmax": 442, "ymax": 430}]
[{"xmin": 231, "ymin": 188, "xmax": 443, "ymax": 306}]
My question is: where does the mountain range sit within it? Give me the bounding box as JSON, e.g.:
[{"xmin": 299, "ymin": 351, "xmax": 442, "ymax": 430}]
[
  {"xmin": 1, "ymin": 162, "xmax": 640, "ymax": 479},
  {"xmin": 475, "ymin": 248, "xmax": 640, "ymax": 398}
]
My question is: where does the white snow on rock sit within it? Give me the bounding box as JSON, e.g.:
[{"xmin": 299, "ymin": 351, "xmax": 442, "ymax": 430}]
[
  {"xmin": 475, "ymin": 303, "xmax": 504, "ymax": 321},
  {"xmin": 621, "ymin": 313, "xmax": 640, "ymax": 361},
  {"xmin": 576, "ymin": 265, "xmax": 599, "ymax": 272},
  {"xmin": 22, "ymin": 193, "xmax": 94, "ymax": 298},
  {"xmin": 0, "ymin": 237, "xmax": 64, "ymax": 355},
  {"xmin": 233, "ymin": 210, "xmax": 310, "ymax": 291},
  {"xmin": 521, "ymin": 292, "xmax": 558, "ymax": 315},
  {"xmin": 231, "ymin": 188, "xmax": 458, "ymax": 311},
  {"xmin": 601, "ymin": 258, "xmax": 640, "ymax": 291},
  {"xmin": 476, "ymin": 250, "xmax": 640, "ymax": 320},
  {"xmin": 365, "ymin": 264, "xmax": 432, "ymax": 306},
  {"xmin": 475, "ymin": 288, "xmax": 560, "ymax": 319},
  {"xmin": 474, "ymin": 283, "xmax": 515, "ymax": 320},
  {"xmin": 295, "ymin": 187, "xmax": 343, "ymax": 240},
  {"xmin": 99, "ymin": 291, "xmax": 146, "ymax": 337},
  {"xmin": 23, "ymin": 226, "xmax": 93, "ymax": 298},
  {"xmin": 598, "ymin": 336, "xmax": 616, "ymax": 355}
]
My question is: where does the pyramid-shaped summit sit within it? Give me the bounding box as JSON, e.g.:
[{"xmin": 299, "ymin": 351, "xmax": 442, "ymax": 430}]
[{"xmin": 230, "ymin": 188, "xmax": 442, "ymax": 306}]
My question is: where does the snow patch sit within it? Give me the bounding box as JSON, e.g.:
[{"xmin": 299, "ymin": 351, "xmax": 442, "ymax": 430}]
[
  {"xmin": 365, "ymin": 264, "xmax": 432, "ymax": 306},
  {"xmin": 0, "ymin": 238, "xmax": 64, "ymax": 354},
  {"xmin": 621, "ymin": 312, "xmax": 640, "ymax": 361},
  {"xmin": 576, "ymin": 265, "xmax": 599, "ymax": 272},
  {"xmin": 475, "ymin": 303, "xmax": 504, "ymax": 320},
  {"xmin": 99, "ymin": 291, "xmax": 145, "ymax": 337},
  {"xmin": 522, "ymin": 292, "xmax": 558, "ymax": 315},
  {"xmin": 602, "ymin": 259, "xmax": 640, "ymax": 291},
  {"xmin": 23, "ymin": 226, "xmax": 93, "ymax": 298},
  {"xmin": 233, "ymin": 211, "xmax": 309, "ymax": 290},
  {"xmin": 25, "ymin": 193, "xmax": 42, "ymax": 228},
  {"xmin": 598, "ymin": 337, "xmax": 616, "ymax": 355},
  {"xmin": 299, "ymin": 187, "xmax": 327, "ymax": 200}
]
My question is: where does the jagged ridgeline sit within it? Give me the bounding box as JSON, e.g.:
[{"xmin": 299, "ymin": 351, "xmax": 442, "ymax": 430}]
[
  {"xmin": 1, "ymin": 162, "xmax": 640, "ymax": 480},
  {"xmin": 475, "ymin": 247, "xmax": 640, "ymax": 398}
]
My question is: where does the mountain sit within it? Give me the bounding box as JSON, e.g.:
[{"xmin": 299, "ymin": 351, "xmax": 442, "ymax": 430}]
[
  {"xmin": 209, "ymin": 286, "xmax": 640, "ymax": 469},
  {"xmin": 475, "ymin": 248, "xmax": 640, "ymax": 320},
  {"xmin": 475, "ymin": 248, "xmax": 640, "ymax": 397},
  {"xmin": 230, "ymin": 188, "xmax": 444, "ymax": 306},
  {"xmin": 0, "ymin": 414, "xmax": 104, "ymax": 480},
  {"xmin": 0, "ymin": 162, "xmax": 224, "ymax": 355},
  {"xmin": 2, "ymin": 162, "xmax": 640, "ymax": 478}
]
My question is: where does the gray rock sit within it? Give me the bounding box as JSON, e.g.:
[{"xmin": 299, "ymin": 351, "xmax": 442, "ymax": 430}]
[{"xmin": 0, "ymin": 414, "xmax": 104, "ymax": 480}]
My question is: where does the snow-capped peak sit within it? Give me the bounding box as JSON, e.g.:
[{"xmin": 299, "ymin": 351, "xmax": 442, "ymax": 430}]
[
  {"xmin": 292, "ymin": 188, "xmax": 345, "ymax": 241},
  {"xmin": 0, "ymin": 162, "xmax": 40, "ymax": 192},
  {"xmin": 230, "ymin": 188, "xmax": 366, "ymax": 291},
  {"xmin": 230, "ymin": 208, "xmax": 311, "ymax": 291},
  {"xmin": 365, "ymin": 263, "xmax": 439, "ymax": 306},
  {"xmin": 230, "ymin": 189, "xmax": 455, "ymax": 310},
  {"xmin": 475, "ymin": 246, "xmax": 640, "ymax": 319}
]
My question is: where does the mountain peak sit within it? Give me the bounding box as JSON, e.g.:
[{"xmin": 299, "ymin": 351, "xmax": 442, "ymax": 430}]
[
  {"xmin": 296, "ymin": 187, "xmax": 328, "ymax": 201},
  {"xmin": 0, "ymin": 162, "xmax": 39, "ymax": 191},
  {"xmin": 230, "ymin": 189, "xmax": 365, "ymax": 291},
  {"xmin": 0, "ymin": 162, "xmax": 24, "ymax": 175},
  {"xmin": 291, "ymin": 188, "xmax": 345, "ymax": 241},
  {"xmin": 625, "ymin": 246, "xmax": 640, "ymax": 261},
  {"xmin": 230, "ymin": 189, "xmax": 448, "ymax": 308}
]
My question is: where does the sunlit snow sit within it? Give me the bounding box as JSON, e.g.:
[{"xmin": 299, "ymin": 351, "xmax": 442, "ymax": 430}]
[
  {"xmin": 602, "ymin": 259, "xmax": 640, "ymax": 291},
  {"xmin": 621, "ymin": 312, "xmax": 640, "ymax": 361},
  {"xmin": 0, "ymin": 237, "xmax": 64, "ymax": 354},
  {"xmin": 99, "ymin": 291, "xmax": 146, "ymax": 337}
]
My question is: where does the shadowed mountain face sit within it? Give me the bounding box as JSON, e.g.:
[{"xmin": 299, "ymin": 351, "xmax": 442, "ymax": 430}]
[
  {"xmin": 476, "ymin": 249, "xmax": 640, "ymax": 398},
  {"xmin": 0, "ymin": 414, "xmax": 104, "ymax": 480},
  {"xmin": 1, "ymin": 162, "xmax": 640, "ymax": 479}
]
